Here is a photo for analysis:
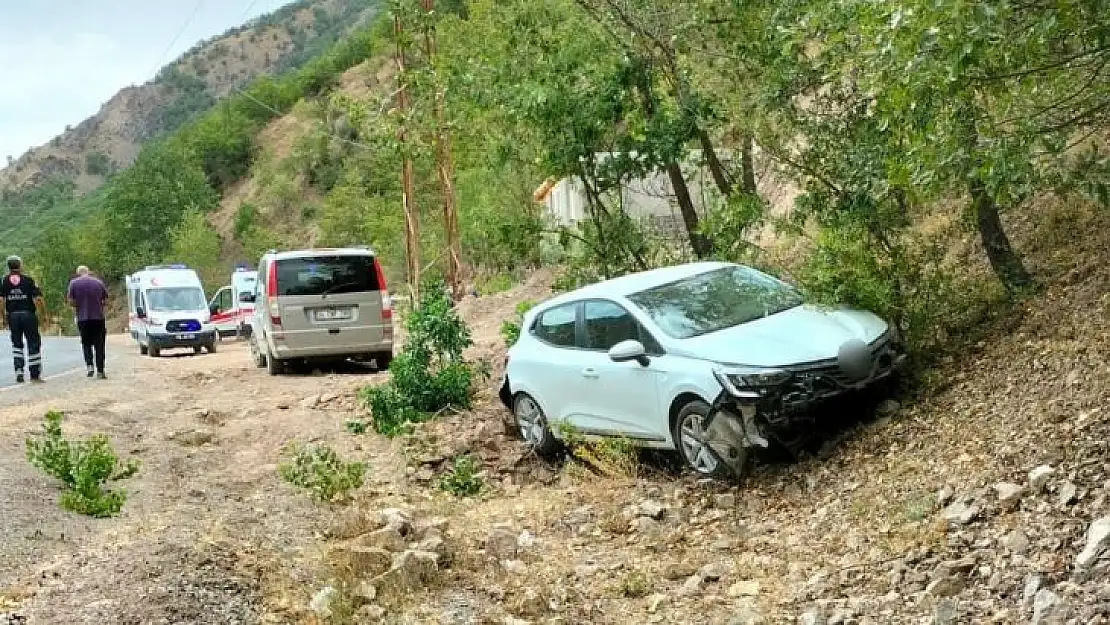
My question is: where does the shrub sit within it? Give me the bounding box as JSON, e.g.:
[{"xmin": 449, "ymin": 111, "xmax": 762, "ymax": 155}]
[
  {"xmin": 436, "ymin": 455, "xmax": 485, "ymax": 497},
  {"xmin": 278, "ymin": 443, "xmax": 365, "ymax": 502},
  {"xmin": 360, "ymin": 280, "xmax": 478, "ymax": 436},
  {"xmin": 25, "ymin": 411, "xmax": 139, "ymax": 517},
  {"xmin": 499, "ymin": 299, "xmax": 537, "ymax": 348}
]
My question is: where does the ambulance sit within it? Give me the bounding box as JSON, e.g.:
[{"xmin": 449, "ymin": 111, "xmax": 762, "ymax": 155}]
[
  {"xmin": 208, "ymin": 266, "xmax": 258, "ymax": 338},
  {"xmin": 124, "ymin": 264, "xmax": 218, "ymax": 357}
]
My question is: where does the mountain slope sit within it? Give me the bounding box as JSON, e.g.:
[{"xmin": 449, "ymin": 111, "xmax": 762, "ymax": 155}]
[{"xmin": 0, "ymin": 0, "xmax": 380, "ymax": 196}]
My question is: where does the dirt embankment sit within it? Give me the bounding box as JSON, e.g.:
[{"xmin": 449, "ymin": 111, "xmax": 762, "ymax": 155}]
[{"xmin": 1, "ymin": 207, "xmax": 1110, "ymax": 624}]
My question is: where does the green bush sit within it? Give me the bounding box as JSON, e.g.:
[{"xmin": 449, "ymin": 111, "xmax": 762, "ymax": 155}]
[
  {"xmin": 436, "ymin": 455, "xmax": 485, "ymax": 497},
  {"xmin": 26, "ymin": 411, "xmax": 139, "ymax": 518},
  {"xmin": 360, "ymin": 280, "xmax": 478, "ymax": 436},
  {"xmin": 499, "ymin": 299, "xmax": 537, "ymax": 348},
  {"xmin": 278, "ymin": 443, "xmax": 366, "ymax": 502}
]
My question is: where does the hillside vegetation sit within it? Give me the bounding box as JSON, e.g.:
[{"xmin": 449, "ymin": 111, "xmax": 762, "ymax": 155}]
[{"xmin": 0, "ymin": 0, "xmax": 381, "ymax": 251}]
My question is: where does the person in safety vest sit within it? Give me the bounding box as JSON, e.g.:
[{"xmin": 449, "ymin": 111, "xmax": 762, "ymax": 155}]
[{"xmin": 0, "ymin": 255, "xmax": 46, "ymax": 383}]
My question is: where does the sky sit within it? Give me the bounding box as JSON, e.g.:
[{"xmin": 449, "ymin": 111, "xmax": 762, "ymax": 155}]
[{"xmin": 0, "ymin": 0, "xmax": 297, "ymax": 160}]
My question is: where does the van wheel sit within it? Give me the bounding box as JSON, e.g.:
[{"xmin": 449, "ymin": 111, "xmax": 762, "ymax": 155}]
[
  {"xmin": 206, "ymin": 341, "xmax": 217, "ymax": 354},
  {"xmin": 250, "ymin": 339, "xmax": 266, "ymax": 368},
  {"xmin": 267, "ymin": 350, "xmax": 285, "ymax": 375}
]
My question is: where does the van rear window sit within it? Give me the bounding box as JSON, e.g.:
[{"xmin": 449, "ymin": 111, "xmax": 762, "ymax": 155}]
[{"xmin": 275, "ymin": 256, "xmax": 379, "ymax": 296}]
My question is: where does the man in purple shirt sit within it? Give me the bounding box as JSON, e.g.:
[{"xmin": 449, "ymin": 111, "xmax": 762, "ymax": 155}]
[{"xmin": 67, "ymin": 265, "xmax": 109, "ymax": 379}]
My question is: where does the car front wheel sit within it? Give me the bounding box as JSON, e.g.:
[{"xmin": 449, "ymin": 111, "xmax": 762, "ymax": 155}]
[
  {"xmin": 674, "ymin": 400, "xmax": 738, "ymax": 480},
  {"xmin": 514, "ymin": 393, "xmax": 560, "ymax": 457}
]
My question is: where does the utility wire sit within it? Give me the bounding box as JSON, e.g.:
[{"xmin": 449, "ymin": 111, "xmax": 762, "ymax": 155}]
[{"xmin": 149, "ymin": 0, "xmax": 206, "ymax": 78}]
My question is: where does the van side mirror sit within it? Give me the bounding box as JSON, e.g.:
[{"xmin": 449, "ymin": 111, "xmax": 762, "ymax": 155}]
[
  {"xmin": 136, "ymin": 307, "xmax": 146, "ymax": 319},
  {"xmin": 608, "ymin": 339, "xmax": 649, "ymax": 366}
]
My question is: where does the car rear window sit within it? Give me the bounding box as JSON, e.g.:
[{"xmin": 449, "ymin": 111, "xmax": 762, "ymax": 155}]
[{"xmin": 275, "ymin": 256, "xmax": 379, "ymax": 296}]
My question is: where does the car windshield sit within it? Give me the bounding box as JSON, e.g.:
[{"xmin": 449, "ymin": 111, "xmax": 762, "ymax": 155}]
[
  {"xmin": 275, "ymin": 256, "xmax": 378, "ymax": 296},
  {"xmin": 626, "ymin": 266, "xmax": 805, "ymax": 339},
  {"xmin": 147, "ymin": 287, "xmax": 206, "ymax": 312}
]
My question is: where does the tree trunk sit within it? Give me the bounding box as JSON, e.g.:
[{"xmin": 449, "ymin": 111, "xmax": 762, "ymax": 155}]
[
  {"xmin": 420, "ymin": 0, "xmax": 463, "ymax": 301},
  {"xmin": 394, "ymin": 10, "xmax": 420, "ymax": 298},
  {"xmin": 666, "ymin": 162, "xmax": 712, "ymax": 258},
  {"xmin": 969, "ymin": 176, "xmax": 1033, "ymax": 293},
  {"xmin": 697, "ymin": 129, "xmax": 733, "ymax": 197},
  {"xmin": 740, "ymin": 133, "xmax": 757, "ymax": 195}
]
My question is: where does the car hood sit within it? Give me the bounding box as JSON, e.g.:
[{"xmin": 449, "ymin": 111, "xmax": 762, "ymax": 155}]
[{"xmin": 669, "ymin": 305, "xmax": 889, "ymax": 367}]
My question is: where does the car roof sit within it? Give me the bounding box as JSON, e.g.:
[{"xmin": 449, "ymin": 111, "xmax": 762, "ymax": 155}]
[
  {"xmin": 540, "ymin": 261, "xmax": 736, "ymax": 309},
  {"xmin": 263, "ymin": 247, "xmax": 377, "ymax": 261}
]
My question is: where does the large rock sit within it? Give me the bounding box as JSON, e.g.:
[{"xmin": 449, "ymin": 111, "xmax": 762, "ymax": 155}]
[
  {"xmin": 377, "ymin": 508, "xmax": 414, "ymax": 537},
  {"xmin": 485, "ymin": 527, "xmax": 518, "ymax": 560},
  {"xmin": 309, "ymin": 586, "xmax": 338, "ymax": 618},
  {"xmin": 1028, "ymin": 465, "xmax": 1054, "ymax": 492},
  {"xmin": 637, "ymin": 499, "xmax": 668, "ymax": 520},
  {"xmin": 1075, "ymin": 515, "xmax": 1110, "ymax": 570},
  {"xmin": 993, "ymin": 482, "xmax": 1024, "ymax": 507},
  {"xmin": 1031, "ymin": 589, "xmax": 1069, "ymax": 624},
  {"xmin": 941, "ymin": 501, "xmax": 979, "ymax": 526}
]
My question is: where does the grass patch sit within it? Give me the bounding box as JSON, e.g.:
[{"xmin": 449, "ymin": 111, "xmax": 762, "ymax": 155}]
[{"xmin": 278, "ymin": 443, "xmax": 365, "ymax": 503}]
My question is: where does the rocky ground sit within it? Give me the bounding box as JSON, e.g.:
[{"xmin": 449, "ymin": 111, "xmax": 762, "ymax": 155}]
[{"xmin": 1, "ymin": 208, "xmax": 1109, "ymax": 624}]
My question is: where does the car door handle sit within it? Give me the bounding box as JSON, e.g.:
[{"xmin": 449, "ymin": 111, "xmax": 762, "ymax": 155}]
[{"xmin": 581, "ymin": 367, "xmax": 599, "ymax": 379}]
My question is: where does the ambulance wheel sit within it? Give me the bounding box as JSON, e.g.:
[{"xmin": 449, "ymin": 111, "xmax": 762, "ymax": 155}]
[
  {"xmin": 206, "ymin": 341, "xmax": 217, "ymax": 354},
  {"xmin": 139, "ymin": 343, "xmax": 148, "ymax": 355}
]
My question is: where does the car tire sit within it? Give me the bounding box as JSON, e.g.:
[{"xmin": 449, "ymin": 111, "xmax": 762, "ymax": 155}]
[
  {"xmin": 139, "ymin": 342, "xmax": 148, "ymax": 355},
  {"xmin": 148, "ymin": 344, "xmax": 161, "ymax": 358},
  {"xmin": 673, "ymin": 399, "xmax": 740, "ymax": 480},
  {"xmin": 374, "ymin": 351, "xmax": 392, "ymax": 371},
  {"xmin": 250, "ymin": 338, "xmax": 266, "ymax": 368},
  {"xmin": 266, "ymin": 349, "xmax": 285, "ymax": 376},
  {"xmin": 206, "ymin": 340, "xmax": 217, "ymax": 354},
  {"xmin": 193, "ymin": 346, "xmax": 202, "ymax": 355},
  {"xmin": 513, "ymin": 393, "xmax": 560, "ymax": 458}
]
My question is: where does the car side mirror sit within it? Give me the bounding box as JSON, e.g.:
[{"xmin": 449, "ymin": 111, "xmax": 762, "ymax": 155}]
[
  {"xmin": 136, "ymin": 307, "xmax": 146, "ymax": 319},
  {"xmin": 608, "ymin": 339, "xmax": 649, "ymax": 366}
]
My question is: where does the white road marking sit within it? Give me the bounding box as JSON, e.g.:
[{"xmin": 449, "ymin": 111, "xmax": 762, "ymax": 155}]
[{"xmin": 0, "ymin": 366, "xmax": 86, "ymax": 393}]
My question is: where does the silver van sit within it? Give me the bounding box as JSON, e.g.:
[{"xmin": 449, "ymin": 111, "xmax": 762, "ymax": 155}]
[{"xmin": 247, "ymin": 247, "xmax": 394, "ymax": 375}]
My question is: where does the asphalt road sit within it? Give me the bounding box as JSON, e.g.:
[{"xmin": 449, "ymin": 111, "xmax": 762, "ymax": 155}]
[{"xmin": 0, "ymin": 335, "xmax": 86, "ymax": 388}]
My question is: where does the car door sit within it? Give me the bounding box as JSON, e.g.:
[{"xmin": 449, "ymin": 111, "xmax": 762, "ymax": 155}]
[
  {"xmin": 515, "ymin": 301, "xmax": 587, "ymax": 432},
  {"xmin": 208, "ymin": 286, "xmax": 234, "ymax": 333},
  {"xmin": 575, "ymin": 299, "xmax": 666, "ymax": 442}
]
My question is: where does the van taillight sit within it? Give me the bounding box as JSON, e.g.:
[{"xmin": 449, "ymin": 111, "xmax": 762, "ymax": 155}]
[
  {"xmin": 267, "ymin": 260, "xmax": 281, "ymax": 327},
  {"xmin": 373, "ymin": 258, "xmax": 392, "ymax": 322}
]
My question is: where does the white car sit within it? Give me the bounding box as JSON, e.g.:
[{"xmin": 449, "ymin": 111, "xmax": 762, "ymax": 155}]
[{"xmin": 498, "ymin": 261, "xmax": 906, "ymax": 479}]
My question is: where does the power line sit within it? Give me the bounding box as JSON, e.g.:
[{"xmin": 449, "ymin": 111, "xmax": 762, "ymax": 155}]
[{"xmin": 149, "ymin": 0, "xmax": 206, "ymax": 78}]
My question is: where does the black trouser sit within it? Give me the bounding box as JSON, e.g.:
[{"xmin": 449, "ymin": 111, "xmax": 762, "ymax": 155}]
[
  {"xmin": 78, "ymin": 319, "xmax": 107, "ymax": 373},
  {"xmin": 8, "ymin": 311, "xmax": 42, "ymax": 379}
]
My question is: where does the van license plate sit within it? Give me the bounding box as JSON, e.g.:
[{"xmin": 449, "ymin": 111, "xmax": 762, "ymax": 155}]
[
  {"xmin": 315, "ymin": 308, "xmax": 352, "ymax": 321},
  {"xmin": 177, "ymin": 333, "xmax": 196, "ymax": 340}
]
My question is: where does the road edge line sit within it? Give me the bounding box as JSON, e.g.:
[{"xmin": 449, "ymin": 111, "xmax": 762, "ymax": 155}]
[{"xmin": 0, "ymin": 366, "xmax": 86, "ymax": 393}]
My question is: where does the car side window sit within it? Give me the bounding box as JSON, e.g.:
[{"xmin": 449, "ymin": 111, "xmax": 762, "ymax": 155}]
[
  {"xmin": 533, "ymin": 303, "xmax": 577, "ymax": 347},
  {"xmin": 583, "ymin": 300, "xmax": 642, "ymax": 351}
]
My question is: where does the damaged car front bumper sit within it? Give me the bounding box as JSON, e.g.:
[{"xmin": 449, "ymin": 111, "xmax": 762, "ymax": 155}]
[{"xmin": 701, "ymin": 333, "xmax": 908, "ymax": 475}]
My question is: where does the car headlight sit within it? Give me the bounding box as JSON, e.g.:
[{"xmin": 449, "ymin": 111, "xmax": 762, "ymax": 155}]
[{"xmin": 713, "ymin": 367, "xmax": 793, "ymax": 398}]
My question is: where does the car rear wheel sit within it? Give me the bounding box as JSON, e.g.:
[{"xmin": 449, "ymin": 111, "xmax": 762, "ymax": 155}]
[
  {"xmin": 148, "ymin": 344, "xmax": 161, "ymax": 358},
  {"xmin": 514, "ymin": 393, "xmax": 559, "ymax": 457},
  {"xmin": 673, "ymin": 400, "xmax": 737, "ymax": 480},
  {"xmin": 373, "ymin": 351, "xmax": 392, "ymax": 371},
  {"xmin": 206, "ymin": 340, "xmax": 217, "ymax": 354},
  {"xmin": 139, "ymin": 342, "xmax": 148, "ymax": 355},
  {"xmin": 266, "ymin": 348, "xmax": 286, "ymax": 375}
]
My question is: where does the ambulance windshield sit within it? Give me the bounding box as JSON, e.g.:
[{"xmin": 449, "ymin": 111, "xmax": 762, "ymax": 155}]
[{"xmin": 147, "ymin": 287, "xmax": 206, "ymax": 312}]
